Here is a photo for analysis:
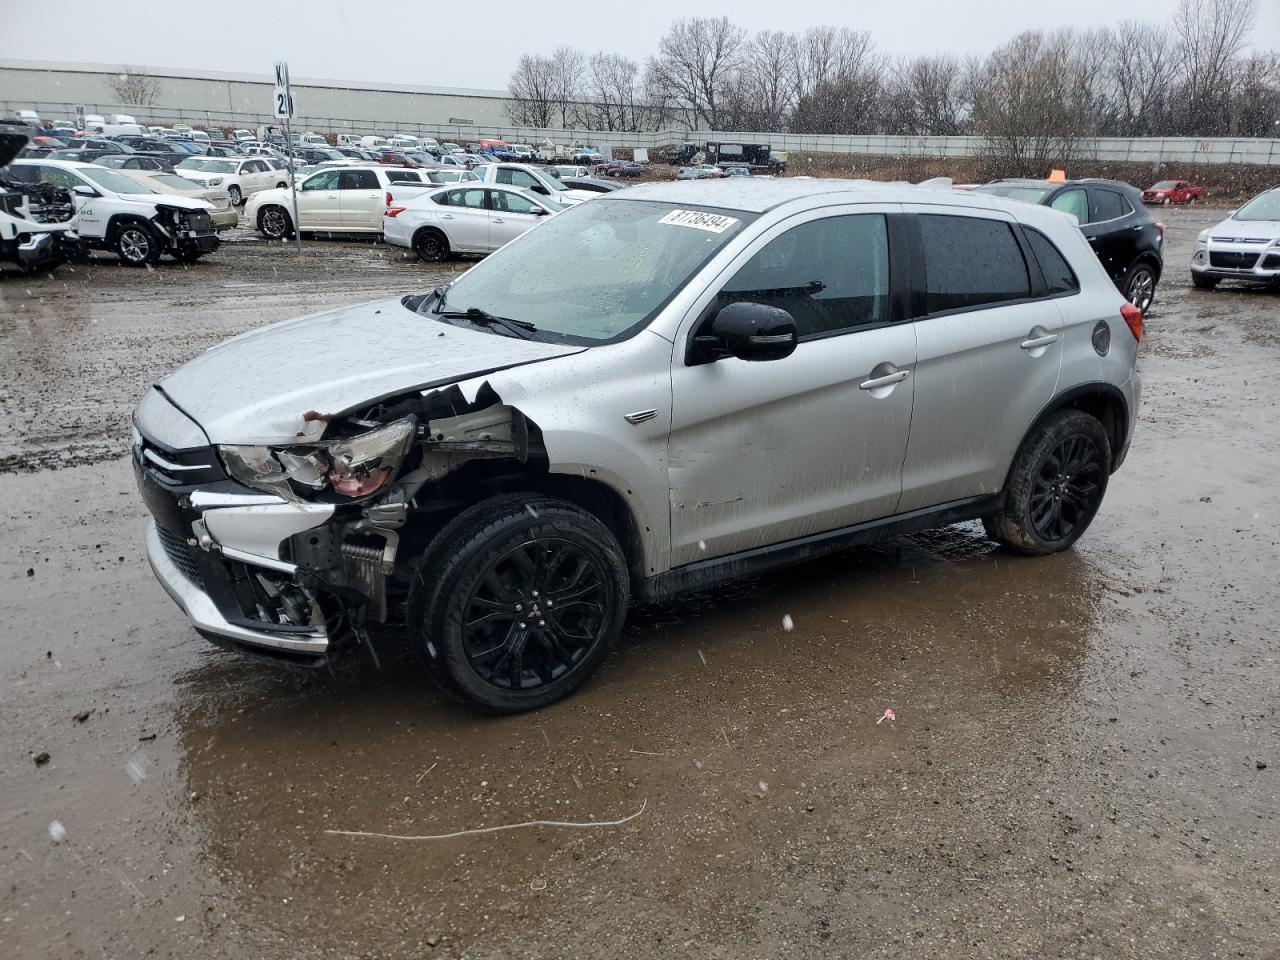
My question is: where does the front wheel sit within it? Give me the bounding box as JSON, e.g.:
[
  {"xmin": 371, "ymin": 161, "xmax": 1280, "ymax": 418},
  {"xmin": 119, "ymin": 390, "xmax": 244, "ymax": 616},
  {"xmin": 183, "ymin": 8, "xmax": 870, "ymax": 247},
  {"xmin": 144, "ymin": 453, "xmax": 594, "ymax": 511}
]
[
  {"xmin": 115, "ymin": 222, "xmax": 161, "ymax": 267},
  {"xmin": 984, "ymin": 410, "xmax": 1111, "ymax": 556},
  {"xmin": 407, "ymin": 494, "xmax": 630, "ymax": 713},
  {"xmin": 227, "ymin": 185, "xmax": 243, "ymax": 206},
  {"xmin": 1123, "ymin": 262, "xmax": 1157, "ymax": 315},
  {"xmin": 258, "ymin": 206, "xmax": 293, "ymax": 239}
]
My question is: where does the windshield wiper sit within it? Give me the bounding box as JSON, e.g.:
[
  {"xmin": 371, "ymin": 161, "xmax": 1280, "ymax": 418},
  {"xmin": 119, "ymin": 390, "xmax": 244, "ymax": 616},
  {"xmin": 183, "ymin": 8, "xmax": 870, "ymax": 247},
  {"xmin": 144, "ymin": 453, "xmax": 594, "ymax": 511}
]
[{"xmin": 437, "ymin": 306, "xmax": 538, "ymax": 340}]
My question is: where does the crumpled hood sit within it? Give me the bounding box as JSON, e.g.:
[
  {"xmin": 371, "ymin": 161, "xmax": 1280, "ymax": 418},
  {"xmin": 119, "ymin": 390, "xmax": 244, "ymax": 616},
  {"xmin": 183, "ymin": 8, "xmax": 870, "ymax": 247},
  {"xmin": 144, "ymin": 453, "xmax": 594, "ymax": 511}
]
[
  {"xmin": 158, "ymin": 297, "xmax": 585, "ymax": 444},
  {"xmin": 1210, "ymin": 218, "xmax": 1280, "ymax": 241}
]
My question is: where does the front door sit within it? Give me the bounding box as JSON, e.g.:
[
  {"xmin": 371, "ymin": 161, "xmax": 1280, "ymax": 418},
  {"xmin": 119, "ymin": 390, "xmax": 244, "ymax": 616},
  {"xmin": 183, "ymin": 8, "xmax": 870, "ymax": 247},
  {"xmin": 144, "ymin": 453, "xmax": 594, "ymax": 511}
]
[
  {"xmin": 667, "ymin": 207, "xmax": 916, "ymax": 566},
  {"xmin": 486, "ymin": 188, "xmax": 545, "ymax": 249},
  {"xmin": 897, "ymin": 208, "xmax": 1064, "ymax": 511},
  {"xmin": 296, "ymin": 170, "xmax": 342, "ymax": 228},
  {"xmin": 437, "ymin": 187, "xmax": 490, "ymax": 252}
]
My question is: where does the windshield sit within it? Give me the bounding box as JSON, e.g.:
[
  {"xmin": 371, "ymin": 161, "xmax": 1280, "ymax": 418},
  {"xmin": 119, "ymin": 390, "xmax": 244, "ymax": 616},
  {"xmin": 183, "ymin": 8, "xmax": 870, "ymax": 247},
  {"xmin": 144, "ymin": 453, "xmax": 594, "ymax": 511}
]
[
  {"xmin": 538, "ymin": 168, "xmax": 567, "ymax": 191},
  {"xmin": 1235, "ymin": 191, "xmax": 1280, "ymax": 221},
  {"xmin": 177, "ymin": 158, "xmax": 236, "ymax": 173},
  {"xmin": 80, "ymin": 167, "xmax": 156, "ymax": 194},
  {"xmin": 1151, "ymin": 181, "xmax": 1178, "ymax": 190},
  {"xmin": 432, "ymin": 199, "xmax": 754, "ymax": 343},
  {"xmin": 972, "ymin": 183, "xmax": 1054, "ymax": 203}
]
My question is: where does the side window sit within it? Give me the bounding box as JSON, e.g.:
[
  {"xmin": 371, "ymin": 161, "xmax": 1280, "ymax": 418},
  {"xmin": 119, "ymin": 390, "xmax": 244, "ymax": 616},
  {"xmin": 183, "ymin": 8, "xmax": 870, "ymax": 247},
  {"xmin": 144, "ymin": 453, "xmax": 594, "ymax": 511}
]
[
  {"xmin": 1024, "ymin": 228, "xmax": 1079, "ymax": 295},
  {"xmin": 1090, "ymin": 189, "xmax": 1127, "ymax": 222},
  {"xmin": 717, "ymin": 214, "xmax": 890, "ymax": 338},
  {"xmin": 493, "ymin": 190, "xmax": 539, "ymax": 214},
  {"xmin": 389, "ymin": 169, "xmax": 420, "ymax": 183},
  {"xmin": 5, "ymin": 164, "xmax": 38, "ymax": 184},
  {"xmin": 301, "ymin": 171, "xmax": 340, "ymax": 191},
  {"xmin": 919, "ymin": 214, "xmax": 1030, "ymax": 313},
  {"xmin": 339, "ymin": 170, "xmax": 379, "ymax": 190},
  {"xmin": 444, "ymin": 189, "xmax": 486, "ymax": 209},
  {"xmin": 39, "ymin": 166, "xmax": 83, "ymax": 190},
  {"xmin": 495, "ymin": 168, "xmax": 515, "ymax": 186},
  {"xmin": 1050, "ymin": 188, "xmax": 1089, "ymax": 224},
  {"xmin": 511, "ymin": 170, "xmax": 541, "ymax": 190}
]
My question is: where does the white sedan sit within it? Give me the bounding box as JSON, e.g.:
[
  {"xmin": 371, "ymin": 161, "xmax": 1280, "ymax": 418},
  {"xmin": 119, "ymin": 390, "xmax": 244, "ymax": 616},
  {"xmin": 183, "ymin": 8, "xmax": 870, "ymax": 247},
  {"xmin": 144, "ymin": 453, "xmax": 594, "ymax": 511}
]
[
  {"xmin": 383, "ymin": 184, "xmax": 560, "ymax": 261},
  {"xmin": 173, "ymin": 157, "xmax": 289, "ymax": 205}
]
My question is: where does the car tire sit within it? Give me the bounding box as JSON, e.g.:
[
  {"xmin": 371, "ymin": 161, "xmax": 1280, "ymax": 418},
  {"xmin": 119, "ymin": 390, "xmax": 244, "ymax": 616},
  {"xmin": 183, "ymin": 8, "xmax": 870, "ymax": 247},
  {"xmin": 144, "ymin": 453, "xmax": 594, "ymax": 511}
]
[
  {"xmin": 407, "ymin": 493, "xmax": 630, "ymax": 714},
  {"xmin": 276, "ymin": 181, "xmax": 288, "ymax": 189},
  {"xmin": 1123, "ymin": 262, "xmax": 1157, "ymax": 315},
  {"xmin": 1192, "ymin": 274, "xmax": 1219, "ymax": 290},
  {"xmin": 413, "ymin": 228, "xmax": 449, "ymax": 262},
  {"xmin": 258, "ymin": 206, "xmax": 293, "ymax": 240},
  {"xmin": 114, "ymin": 222, "xmax": 161, "ymax": 267},
  {"xmin": 227, "ymin": 185, "xmax": 243, "ymax": 206},
  {"xmin": 983, "ymin": 409, "xmax": 1111, "ymax": 556}
]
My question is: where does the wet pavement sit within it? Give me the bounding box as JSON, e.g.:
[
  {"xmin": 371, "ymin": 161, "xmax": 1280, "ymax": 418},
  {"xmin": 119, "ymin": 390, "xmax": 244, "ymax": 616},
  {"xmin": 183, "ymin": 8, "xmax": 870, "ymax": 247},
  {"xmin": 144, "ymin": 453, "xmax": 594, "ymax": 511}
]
[{"xmin": 1, "ymin": 207, "xmax": 1278, "ymax": 959}]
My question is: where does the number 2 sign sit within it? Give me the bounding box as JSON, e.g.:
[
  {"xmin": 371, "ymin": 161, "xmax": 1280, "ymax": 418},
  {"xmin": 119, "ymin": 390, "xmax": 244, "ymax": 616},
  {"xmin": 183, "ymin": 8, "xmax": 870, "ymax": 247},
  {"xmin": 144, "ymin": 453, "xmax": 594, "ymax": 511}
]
[{"xmin": 273, "ymin": 62, "xmax": 295, "ymax": 119}]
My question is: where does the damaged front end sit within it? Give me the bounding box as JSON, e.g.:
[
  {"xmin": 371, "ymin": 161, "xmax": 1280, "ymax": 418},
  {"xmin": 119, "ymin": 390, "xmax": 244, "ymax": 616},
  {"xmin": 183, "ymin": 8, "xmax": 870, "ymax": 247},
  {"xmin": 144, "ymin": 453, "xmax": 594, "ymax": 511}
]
[
  {"xmin": 152, "ymin": 203, "xmax": 219, "ymax": 259},
  {"xmin": 0, "ymin": 123, "xmax": 85, "ymax": 269},
  {"xmin": 136, "ymin": 383, "xmax": 538, "ymax": 665}
]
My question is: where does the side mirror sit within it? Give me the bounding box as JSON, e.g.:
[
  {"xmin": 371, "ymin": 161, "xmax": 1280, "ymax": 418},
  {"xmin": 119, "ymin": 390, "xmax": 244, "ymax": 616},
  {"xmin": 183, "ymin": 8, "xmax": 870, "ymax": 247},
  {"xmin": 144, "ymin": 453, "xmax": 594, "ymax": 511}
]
[
  {"xmin": 72, "ymin": 184, "xmax": 98, "ymax": 198},
  {"xmin": 693, "ymin": 301, "xmax": 798, "ymax": 364},
  {"xmin": 530, "ymin": 183, "xmax": 550, "ymax": 195},
  {"xmin": 531, "ymin": 206, "xmax": 548, "ymax": 216}
]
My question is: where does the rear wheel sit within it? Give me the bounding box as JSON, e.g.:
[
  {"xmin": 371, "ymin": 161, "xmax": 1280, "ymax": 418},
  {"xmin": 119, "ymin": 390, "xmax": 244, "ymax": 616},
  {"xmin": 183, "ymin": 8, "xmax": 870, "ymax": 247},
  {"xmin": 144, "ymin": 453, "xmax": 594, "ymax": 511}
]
[
  {"xmin": 1123, "ymin": 262, "xmax": 1157, "ymax": 315},
  {"xmin": 1192, "ymin": 273, "xmax": 1219, "ymax": 290},
  {"xmin": 408, "ymin": 494, "xmax": 629, "ymax": 713},
  {"xmin": 414, "ymin": 228, "xmax": 449, "ymax": 262},
  {"xmin": 984, "ymin": 410, "xmax": 1111, "ymax": 556},
  {"xmin": 114, "ymin": 222, "xmax": 161, "ymax": 267},
  {"xmin": 227, "ymin": 185, "xmax": 243, "ymax": 206},
  {"xmin": 258, "ymin": 206, "xmax": 293, "ymax": 239}
]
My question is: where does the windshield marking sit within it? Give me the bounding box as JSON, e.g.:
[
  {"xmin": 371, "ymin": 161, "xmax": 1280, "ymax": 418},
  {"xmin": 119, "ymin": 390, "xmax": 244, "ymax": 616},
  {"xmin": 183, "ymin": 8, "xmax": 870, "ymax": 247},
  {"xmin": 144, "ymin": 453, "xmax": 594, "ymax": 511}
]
[{"xmin": 658, "ymin": 209, "xmax": 741, "ymax": 233}]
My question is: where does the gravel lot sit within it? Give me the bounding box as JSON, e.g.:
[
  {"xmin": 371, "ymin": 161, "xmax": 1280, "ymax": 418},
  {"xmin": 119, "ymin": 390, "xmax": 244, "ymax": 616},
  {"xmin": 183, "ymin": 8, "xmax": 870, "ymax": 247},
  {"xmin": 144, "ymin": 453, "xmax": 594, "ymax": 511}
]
[{"xmin": 1, "ymin": 205, "xmax": 1277, "ymax": 959}]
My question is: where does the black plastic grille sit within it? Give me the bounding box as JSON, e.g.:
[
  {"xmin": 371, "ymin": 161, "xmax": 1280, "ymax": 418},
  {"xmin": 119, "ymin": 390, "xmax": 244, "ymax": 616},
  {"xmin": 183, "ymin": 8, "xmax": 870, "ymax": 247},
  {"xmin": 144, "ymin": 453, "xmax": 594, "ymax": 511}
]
[
  {"xmin": 157, "ymin": 524, "xmax": 203, "ymax": 586},
  {"xmin": 184, "ymin": 211, "xmax": 214, "ymax": 234},
  {"xmin": 1210, "ymin": 251, "xmax": 1259, "ymax": 269}
]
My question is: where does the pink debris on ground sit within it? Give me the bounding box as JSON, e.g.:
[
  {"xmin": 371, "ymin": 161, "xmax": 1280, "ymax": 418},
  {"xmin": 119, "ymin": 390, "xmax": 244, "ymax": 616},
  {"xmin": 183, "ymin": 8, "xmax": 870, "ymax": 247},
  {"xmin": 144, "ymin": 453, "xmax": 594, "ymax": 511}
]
[{"xmin": 876, "ymin": 708, "xmax": 896, "ymax": 724}]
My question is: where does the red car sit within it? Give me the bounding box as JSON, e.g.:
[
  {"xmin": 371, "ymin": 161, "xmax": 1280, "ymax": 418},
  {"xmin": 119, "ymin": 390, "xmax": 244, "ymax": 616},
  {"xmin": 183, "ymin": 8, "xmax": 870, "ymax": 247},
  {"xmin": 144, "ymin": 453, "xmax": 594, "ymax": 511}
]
[
  {"xmin": 1142, "ymin": 180, "xmax": 1205, "ymax": 205},
  {"xmin": 377, "ymin": 152, "xmax": 421, "ymax": 168}
]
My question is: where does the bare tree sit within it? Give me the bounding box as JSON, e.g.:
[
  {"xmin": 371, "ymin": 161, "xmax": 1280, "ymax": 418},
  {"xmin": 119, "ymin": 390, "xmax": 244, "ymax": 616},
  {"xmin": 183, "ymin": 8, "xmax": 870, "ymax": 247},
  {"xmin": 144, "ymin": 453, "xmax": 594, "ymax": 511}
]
[
  {"xmin": 795, "ymin": 26, "xmax": 878, "ymax": 98},
  {"xmin": 107, "ymin": 67, "xmax": 161, "ymax": 106},
  {"xmin": 728, "ymin": 31, "xmax": 800, "ymax": 132},
  {"xmin": 549, "ymin": 46, "xmax": 585, "ymax": 128},
  {"xmin": 584, "ymin": 53, "xmax": 642, "ymax": 131},
  {"xmin": 1233, "ymin": 52, "xmax": 1280, "ymax": 136},
  {"xmin": 647, "ymin": 17, "xmax": 747, "ymax": 129},
  {"xmin": 1105, "ymin": 21, "xmax": 1178, "ymax": 135},
  {"xmin": 507, "ymin": 54, "xmax": 557, "ymax": 127},
  {"xmin": 1173, "ymin": 0, "xmax": 1257, "ymax": 134},
  {"xmin": 971, "ymin": 31, "xmax": 1095, "ymax": 169},
  {"xmin": 894, "ymin": 54, "xmax": 969, "ymax": 135}
]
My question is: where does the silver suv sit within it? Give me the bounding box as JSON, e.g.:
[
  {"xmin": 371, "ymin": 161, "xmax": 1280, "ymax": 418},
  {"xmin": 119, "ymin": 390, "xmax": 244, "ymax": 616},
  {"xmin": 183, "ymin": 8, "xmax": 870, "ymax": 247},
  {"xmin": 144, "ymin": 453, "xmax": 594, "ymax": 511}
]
[{"xmin": 133, "ymin": 179, "xmax": 1142, "ymax": 712}]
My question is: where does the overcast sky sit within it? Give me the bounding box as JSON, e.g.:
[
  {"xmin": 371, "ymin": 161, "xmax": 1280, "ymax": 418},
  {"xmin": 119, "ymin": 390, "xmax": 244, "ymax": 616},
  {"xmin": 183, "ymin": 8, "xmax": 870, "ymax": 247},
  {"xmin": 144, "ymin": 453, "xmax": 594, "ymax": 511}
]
[{"xmin": 3, "ymin": 0, "xmax": 1278, "ymax": 89}]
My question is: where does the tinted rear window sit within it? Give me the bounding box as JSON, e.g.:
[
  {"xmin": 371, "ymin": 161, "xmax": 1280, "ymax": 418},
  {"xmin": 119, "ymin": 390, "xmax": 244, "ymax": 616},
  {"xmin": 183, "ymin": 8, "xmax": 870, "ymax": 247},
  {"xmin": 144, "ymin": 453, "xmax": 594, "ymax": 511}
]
[
  {"xmin": 1091, "ymin": 189, "xmax": 1131, "ymax": 222},
  {"xmin": 1024, "ymin": 228, "xmax": 1079, "ymax": 295},
  {"xmin": 920, "ymin": 215, "xmax": 1030, "ymax": 313}
]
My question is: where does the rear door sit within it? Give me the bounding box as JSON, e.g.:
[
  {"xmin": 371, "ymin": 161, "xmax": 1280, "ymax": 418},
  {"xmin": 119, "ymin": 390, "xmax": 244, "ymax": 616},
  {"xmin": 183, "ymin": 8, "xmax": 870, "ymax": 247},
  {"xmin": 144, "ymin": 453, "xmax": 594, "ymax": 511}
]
[
  {"xmin": 897, "ymin": 208, "xmax": 1064, "ymax": 512},
  {"xmin": 667, "ymin": 206, "xmax": 916, "ymax": 565},
  {"xmin": 337, "ymin": 169, "xmax": 384, "ymax": 229},
  {"xmin": 1081, "ymin": 186, "xmax": 1134, "ymax": 284},
  {"xmin": 437, "ymin": 187, "xmax": 490, "ymax": 251}
]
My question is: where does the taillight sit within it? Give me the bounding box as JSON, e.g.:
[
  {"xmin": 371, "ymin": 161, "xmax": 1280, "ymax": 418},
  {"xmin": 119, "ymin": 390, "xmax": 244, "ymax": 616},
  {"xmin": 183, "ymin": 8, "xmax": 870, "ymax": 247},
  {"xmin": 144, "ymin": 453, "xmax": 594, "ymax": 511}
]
[
  {"xmin": 385, "ymin": 190, "xmax": 393, "ymax": 206},
  {"xmin": 385, "ymin": 206, "xmax": 406, "ymax": 218},
  {"xmin": 1120, "ymin": 303, "xmax": 1143, "ymax": 342},
  {"xmin": 1154, "ymin": 220, "xmax": 1165, "ymax": 244}
]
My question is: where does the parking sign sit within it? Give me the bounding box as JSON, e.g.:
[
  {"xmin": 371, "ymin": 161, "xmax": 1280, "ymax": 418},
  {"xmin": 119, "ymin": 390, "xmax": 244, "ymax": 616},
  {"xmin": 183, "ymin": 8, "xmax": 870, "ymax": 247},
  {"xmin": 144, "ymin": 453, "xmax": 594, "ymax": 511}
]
[{"xmin": 273, "ymin": 62, "xmax": 295, "ymax": 120}]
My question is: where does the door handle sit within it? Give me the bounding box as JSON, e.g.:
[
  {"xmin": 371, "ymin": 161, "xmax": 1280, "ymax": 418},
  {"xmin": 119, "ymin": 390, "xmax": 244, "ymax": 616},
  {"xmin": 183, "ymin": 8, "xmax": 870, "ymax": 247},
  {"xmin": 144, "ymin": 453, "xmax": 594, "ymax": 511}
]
[
  {"xmin": 859, "ymin": 369, "xmax": 910, "ymax": 390},
  {"xmin": 441, "ymin": 214, "xmax": 454, "ymax": 220},
  {"xmin": 493, "ymin": 218, "xmax": 505, "ymax": 223},
  {"xmin": 325, "ymin": 193, "xmax": 337, "ymax": 198},
  {"xmin": 1021, "ymin": 333, "xmax": 1059, "ymax": 350}
]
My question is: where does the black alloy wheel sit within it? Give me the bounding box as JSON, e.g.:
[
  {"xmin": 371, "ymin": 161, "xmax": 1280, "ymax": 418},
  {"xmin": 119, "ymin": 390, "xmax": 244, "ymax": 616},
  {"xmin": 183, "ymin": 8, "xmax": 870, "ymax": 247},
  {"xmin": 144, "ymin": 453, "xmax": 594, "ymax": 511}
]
[
  {"xmin": 1028, "ymin": 434, "xmax": 1104, "ymax": 543},
  {"xmin": 461, "ymin": 539, "xmax": 608, "ymax": 690}
]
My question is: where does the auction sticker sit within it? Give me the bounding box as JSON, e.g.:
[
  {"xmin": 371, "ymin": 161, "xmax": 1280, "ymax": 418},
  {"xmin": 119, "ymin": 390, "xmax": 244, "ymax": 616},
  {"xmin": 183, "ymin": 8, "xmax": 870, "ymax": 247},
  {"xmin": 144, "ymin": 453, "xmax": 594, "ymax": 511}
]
[{"xmin": 658, "ymin": 209, "xmax": 739, "ymax": 233}]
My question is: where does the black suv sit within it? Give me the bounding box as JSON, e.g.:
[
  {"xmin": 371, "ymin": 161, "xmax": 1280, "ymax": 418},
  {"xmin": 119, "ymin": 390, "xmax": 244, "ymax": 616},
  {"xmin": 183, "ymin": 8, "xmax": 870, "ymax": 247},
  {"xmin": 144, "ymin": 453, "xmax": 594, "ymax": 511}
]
[{"xmin": 972, "ymin": 178, "xmax": 1164, "ymax": 313}]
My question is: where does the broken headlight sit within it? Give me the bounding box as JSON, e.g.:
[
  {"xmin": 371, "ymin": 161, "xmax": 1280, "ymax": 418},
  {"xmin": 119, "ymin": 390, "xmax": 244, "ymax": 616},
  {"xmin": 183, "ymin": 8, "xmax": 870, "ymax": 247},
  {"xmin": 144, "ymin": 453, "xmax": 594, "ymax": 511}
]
[{"xmin": 219, "ymin": 419, "xmax": 415, "ymax": 502}]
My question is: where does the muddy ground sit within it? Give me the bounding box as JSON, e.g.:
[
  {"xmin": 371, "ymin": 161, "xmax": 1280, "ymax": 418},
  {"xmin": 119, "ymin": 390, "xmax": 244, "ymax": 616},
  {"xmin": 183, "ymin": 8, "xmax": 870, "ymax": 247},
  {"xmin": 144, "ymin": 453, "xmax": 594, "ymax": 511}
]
[{"xmin": 1, "ymin": 207, "xmax": 1277, "ymax": 959}]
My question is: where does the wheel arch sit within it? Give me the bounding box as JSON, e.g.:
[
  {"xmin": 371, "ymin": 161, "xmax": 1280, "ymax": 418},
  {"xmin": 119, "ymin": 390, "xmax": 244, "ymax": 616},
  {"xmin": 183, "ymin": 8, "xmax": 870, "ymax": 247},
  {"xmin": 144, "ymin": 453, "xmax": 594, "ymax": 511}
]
[
  {"xmin": 1007, "ymin": 383, "xmax": 1130, "ymax": 487},
  {"xmin": 1134, "ymin": 250, "xmax": 1163, "ymax": 281},
  {"xmin": 412, "ymin": 223, "xmax": 447, "ymax": 246},
  {"xmin": 106, "ymin": 212, "xmax": 158, "ymax": 242}
]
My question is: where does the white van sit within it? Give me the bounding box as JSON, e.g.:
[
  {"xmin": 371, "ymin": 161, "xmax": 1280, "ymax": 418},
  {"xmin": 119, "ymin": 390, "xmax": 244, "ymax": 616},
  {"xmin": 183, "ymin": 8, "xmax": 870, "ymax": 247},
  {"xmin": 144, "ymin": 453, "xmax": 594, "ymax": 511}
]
[
  {"xmin": 110, "ymin": 114, "xmax": 138, "ymax": 125},
  {"xmin": 190, "ymin": 130, "xmax": 211, "ymax": 142},
  {"xmin": 359, "ymin": 136, "xmax": 387, "ymax": 149},
  {"xmin": 102, "ymin": 123, "xmax": 146, "ymax": 137}
]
